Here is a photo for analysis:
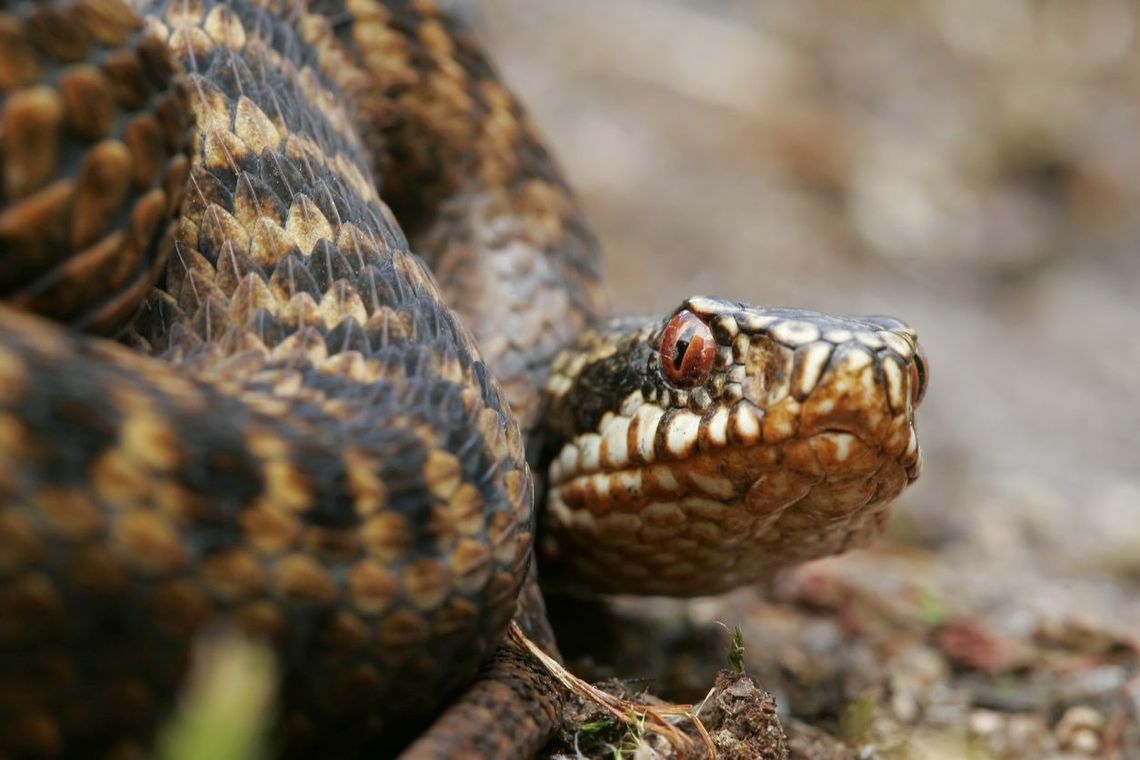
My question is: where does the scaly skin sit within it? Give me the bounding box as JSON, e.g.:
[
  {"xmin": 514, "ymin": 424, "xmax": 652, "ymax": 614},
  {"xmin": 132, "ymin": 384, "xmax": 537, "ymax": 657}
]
[
  {"xmin": 1, "ymin": 1, "xmax": 533, "ymax": 755},
  {"xmin": 542, "ymin": 298, "xmax": 925, "ymax": 596},
  {"xmin": 0, "ymin": 1, "xmax": 927, "ymax": 757}
]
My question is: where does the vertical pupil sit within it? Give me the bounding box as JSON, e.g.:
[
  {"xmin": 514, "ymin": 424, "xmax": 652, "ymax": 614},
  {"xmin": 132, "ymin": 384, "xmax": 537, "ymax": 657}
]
[{"xmin": 672, "ymin": 336, "xmax": 690, "ymax": 370}]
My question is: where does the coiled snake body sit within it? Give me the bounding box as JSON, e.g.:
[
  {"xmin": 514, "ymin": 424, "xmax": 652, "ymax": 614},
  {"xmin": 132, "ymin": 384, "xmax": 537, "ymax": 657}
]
[{"xmin": 0, "ymin": 1, "xmax": 927, "ymax": 757}]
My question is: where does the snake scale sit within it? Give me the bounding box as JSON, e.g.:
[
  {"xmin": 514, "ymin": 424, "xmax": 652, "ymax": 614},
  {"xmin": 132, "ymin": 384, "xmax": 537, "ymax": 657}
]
[{"xmin": 0, "ymin": 1, "xmax": 927, "ymax": 757}]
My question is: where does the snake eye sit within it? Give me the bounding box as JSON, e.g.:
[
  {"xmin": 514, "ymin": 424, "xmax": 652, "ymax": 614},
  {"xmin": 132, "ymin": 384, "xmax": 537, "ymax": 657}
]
[
  {"xmin": 659, "ymin": 310, "xmax": 716, "ymax": 387},
  {"xmin": 910, "ymin": 344, "xmax": 928, "ymax": 407}
]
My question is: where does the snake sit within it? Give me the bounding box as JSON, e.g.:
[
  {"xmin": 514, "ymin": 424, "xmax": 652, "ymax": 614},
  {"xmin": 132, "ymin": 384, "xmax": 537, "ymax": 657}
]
[{"xmin": 0, "ymin": 1, "xmax": 927, "ymax": 757}]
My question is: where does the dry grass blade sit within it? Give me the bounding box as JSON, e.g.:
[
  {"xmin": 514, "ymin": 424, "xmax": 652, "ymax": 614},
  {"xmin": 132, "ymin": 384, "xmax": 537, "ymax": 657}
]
[{"xmin": 508, "ymin": 622, "xmax": 717, "ymax": 758}]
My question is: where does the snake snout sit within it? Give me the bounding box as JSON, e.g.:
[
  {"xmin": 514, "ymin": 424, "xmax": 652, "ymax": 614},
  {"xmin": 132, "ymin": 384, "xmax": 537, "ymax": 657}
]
[{"xmin": 855, "ymin": 314, "xmax": 928, "ymax": 409}]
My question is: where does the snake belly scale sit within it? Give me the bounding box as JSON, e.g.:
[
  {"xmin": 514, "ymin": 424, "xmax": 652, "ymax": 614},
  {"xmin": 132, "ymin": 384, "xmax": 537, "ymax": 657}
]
[{"xmin": 0, "ymin": 1, "xmax": 928, "ymax": 757}]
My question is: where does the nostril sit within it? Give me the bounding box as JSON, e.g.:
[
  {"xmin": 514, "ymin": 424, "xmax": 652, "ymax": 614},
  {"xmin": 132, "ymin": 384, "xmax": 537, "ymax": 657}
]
[{"xmin": 910, "ymin": 343, "xmax": 928, "ymax": 407}]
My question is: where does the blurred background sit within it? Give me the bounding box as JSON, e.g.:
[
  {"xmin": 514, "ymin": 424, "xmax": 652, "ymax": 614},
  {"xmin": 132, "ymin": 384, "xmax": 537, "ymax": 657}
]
[{"xmin": 458, "ymin": 0, "xmax": 1139, "ymax": 755}]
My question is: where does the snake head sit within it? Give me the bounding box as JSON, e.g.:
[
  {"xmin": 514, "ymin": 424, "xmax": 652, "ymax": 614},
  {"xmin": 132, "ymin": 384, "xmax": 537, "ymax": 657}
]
[{"xmin": 540, "ymin": 296, "xmax": 927, "ymax": 596}]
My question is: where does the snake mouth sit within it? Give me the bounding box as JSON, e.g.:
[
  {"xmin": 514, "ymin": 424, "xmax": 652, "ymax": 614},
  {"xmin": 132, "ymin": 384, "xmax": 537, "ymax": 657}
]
[
  {"xmin": 541, "ymin": 407, "xmax": 921, "ymax": 596},
  {"xmin": 548, "ymin": 424, "xmax": 914, "ymax": 511}
]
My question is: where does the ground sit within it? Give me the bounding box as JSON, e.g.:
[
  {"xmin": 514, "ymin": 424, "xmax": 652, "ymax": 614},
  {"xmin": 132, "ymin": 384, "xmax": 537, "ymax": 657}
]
[{"xmin": 464, "ymin": 1, "xmax": 1140, "ymax": 758}]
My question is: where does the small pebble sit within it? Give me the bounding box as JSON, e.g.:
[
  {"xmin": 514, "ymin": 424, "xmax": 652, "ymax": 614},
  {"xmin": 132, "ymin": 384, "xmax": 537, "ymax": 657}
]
[{"xmin": 1054, "ymin": 705, "xmax": 1104, "ymax": 754}]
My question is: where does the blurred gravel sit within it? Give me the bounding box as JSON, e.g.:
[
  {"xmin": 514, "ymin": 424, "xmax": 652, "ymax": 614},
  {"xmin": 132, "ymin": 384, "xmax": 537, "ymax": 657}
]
[{"xmin": 462, "ymin": 1, "xmax": 1140, "ymax": 756}]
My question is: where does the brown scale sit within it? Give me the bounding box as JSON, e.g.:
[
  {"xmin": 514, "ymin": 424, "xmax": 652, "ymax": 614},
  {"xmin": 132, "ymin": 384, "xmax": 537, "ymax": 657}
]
[
  {"xmin": 0, "ymin": 1, "xmax": 928, "ymax": 758},
  {"xmin": 0, "ymin": 0, "xmax": 553, "ymax": 756},
  {"xmin": 321, "ymin": 0, "xmax": 608, "ymax": 432},
  {"xmin": 0, "ymin": 0, "xmax": 191, "ymax": 332}
]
